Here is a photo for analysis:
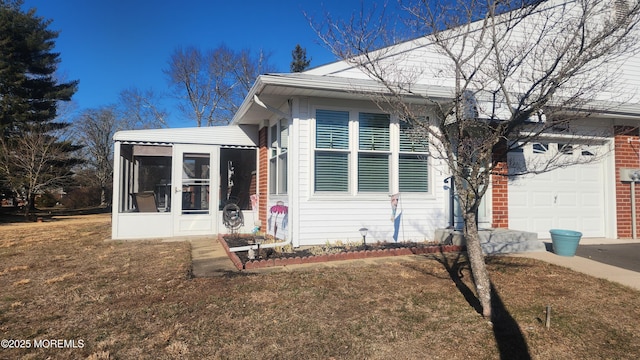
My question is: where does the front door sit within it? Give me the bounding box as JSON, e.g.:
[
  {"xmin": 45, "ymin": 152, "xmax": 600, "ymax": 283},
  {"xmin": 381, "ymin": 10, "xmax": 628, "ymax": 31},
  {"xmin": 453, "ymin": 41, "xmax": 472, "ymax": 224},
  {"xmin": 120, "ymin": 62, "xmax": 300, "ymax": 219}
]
[{"xmin": 172, "ymin": 145, "xmax": 218, "ymax": 236}]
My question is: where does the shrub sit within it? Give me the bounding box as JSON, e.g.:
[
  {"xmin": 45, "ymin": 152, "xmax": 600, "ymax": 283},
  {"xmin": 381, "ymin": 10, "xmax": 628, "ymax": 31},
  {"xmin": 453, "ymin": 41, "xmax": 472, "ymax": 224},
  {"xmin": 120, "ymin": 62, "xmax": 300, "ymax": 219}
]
[
  {"xmin": 61, "ymin": 186, "xmax": 102, "ymax": 209},
  {"xmin": 35, "ymin": 192, "xmax": 58, "ymax": 208}
]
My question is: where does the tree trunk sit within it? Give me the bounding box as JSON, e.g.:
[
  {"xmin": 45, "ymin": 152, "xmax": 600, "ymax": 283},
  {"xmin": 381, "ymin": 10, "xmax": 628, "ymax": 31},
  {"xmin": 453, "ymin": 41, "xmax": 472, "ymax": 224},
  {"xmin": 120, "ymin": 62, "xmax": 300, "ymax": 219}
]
[
  {"xmin": 463, "ymin": 210, "xmax": 492, "ymax": 319},
  {"xmin": 23, "ymin": 192, "xmax": 35, "ymax": 219},
  {"xmin": 100, "ymin": 186, "xmax": 107, "ymax": 207}
]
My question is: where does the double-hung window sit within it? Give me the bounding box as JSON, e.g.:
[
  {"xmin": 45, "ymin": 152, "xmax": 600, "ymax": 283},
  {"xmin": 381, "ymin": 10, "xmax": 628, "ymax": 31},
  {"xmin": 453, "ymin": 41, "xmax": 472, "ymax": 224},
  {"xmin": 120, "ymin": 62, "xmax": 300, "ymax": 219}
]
[
  {"xmin": 315, "ymin": 110, "xmax": 349, "ymax": 192},
  {"xmin": 314, "ymin": 109, "xmax": 430, "ymax": 194},
  {"xmin": 269, "ymin": 118, "xmax": 288, "ymax": 194},
  {"xmin": 398, "ymin": 120, "xmax": 430, "ymax": 192},
  {"xmin": 358, "ymin": 113, "xmax": 390, "ymax": 192}
]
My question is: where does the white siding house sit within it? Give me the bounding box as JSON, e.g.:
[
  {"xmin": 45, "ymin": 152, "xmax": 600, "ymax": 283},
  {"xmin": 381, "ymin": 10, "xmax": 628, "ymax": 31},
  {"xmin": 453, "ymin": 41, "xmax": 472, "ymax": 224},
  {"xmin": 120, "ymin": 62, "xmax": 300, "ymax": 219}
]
[
  {"xmin": 112, "ymin": 0, "xmax": 640, "ymax": 243},
  {"xmin": 229, "ymin": 76, "xmax": 462, "ymax": 246}
]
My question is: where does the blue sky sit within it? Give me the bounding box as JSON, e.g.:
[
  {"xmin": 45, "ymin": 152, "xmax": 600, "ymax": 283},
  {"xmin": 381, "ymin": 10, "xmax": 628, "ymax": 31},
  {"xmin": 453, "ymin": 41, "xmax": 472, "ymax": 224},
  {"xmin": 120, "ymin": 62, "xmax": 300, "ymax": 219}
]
[{"xmin": 22, "ymin": 0, "xmax": 370, "ymax": 126}]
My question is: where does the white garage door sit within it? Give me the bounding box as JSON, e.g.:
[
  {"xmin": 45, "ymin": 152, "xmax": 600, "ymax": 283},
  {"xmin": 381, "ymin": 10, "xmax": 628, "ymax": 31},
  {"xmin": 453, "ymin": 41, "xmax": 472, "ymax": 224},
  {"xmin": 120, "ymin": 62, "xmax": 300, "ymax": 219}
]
[{"xmin": 508, "ymin": 141, "xmax": 605, "ymax": 238}]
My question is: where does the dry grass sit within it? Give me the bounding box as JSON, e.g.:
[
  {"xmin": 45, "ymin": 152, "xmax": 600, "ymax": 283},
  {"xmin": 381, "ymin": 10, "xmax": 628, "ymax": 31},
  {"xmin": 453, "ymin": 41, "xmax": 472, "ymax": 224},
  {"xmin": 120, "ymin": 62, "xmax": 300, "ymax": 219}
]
[{"xmin": 1, "ymin": 214, "xmax": 640, "ymax": 359}]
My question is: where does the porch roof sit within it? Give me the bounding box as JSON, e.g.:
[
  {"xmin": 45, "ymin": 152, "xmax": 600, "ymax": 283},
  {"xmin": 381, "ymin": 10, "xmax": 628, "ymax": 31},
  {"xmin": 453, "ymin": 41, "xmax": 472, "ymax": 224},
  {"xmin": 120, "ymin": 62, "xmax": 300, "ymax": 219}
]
[{"xmin": 113, "ymin": 124, "xmax": 258, "ymax": 148}]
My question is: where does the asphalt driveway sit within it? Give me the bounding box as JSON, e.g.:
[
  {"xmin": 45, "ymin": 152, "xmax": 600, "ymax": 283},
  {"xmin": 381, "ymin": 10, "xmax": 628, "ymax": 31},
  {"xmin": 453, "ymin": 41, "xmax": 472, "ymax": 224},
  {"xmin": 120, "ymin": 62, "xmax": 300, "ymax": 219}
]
[{"xmin": 575, "ymin": 243, "xmax": 640, "ymax": 273}]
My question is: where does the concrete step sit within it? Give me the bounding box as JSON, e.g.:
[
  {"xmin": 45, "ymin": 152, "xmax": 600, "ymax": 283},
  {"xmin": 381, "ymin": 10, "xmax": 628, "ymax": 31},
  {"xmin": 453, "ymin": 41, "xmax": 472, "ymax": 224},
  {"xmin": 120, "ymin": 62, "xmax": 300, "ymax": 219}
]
[{"xmin": 434, "ymin": 228, "xmax": 546, "ymax": 255}]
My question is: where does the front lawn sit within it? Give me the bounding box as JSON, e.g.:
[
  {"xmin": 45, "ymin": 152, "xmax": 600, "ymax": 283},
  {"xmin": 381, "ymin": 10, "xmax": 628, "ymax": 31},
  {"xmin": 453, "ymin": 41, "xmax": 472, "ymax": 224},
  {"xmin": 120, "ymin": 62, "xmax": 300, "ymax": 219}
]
[{"xmin": 1, "ymin": 213, "xmax": 639, "ymax": 359}]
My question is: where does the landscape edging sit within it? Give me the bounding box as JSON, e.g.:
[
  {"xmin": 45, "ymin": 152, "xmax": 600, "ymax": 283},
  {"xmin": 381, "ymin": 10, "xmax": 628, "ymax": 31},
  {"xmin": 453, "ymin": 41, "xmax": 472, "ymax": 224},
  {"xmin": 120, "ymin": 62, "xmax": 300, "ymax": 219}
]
[{"xmin": 218, "ymin": 235, "xmax": 465, "ymax": 271}]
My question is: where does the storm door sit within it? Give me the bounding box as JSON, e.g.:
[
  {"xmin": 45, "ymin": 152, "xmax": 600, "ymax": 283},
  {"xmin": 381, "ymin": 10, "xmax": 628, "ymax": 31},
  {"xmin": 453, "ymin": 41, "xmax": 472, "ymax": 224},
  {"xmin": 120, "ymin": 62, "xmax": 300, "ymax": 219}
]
[{"xmin": 172, "ymin": 145, "xmax": 218, "ymax": 236}]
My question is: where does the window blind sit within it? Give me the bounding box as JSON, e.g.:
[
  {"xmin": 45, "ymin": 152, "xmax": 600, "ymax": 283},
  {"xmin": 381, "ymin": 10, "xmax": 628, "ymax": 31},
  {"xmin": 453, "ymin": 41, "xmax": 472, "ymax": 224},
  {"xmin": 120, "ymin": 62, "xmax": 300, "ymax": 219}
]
[
  {"xmin": 315, "ymin": 152, "xmax": 349, "ymax": 191},
  {"xmin": 358, "ymin": 153, "xmax": 389, "ymax": 192},
  {"xmin": 399, "ymin": 122, "xmax": 429, "ymax": 153},
  {"xmin": 399, "ymin": 154, "xmax": 428, "ymax": 192},
  {"xmin": 359, "ymin": 113, "xmax": 390, "ymax": 151},
  {"xmin": 316, "ymin": 109, "xmax": 349, "ymax": 149}
]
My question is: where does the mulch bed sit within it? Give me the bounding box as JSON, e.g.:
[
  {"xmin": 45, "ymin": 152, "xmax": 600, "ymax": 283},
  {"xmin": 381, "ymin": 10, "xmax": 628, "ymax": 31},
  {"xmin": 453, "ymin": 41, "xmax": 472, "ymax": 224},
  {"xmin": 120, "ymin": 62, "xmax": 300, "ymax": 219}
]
[{"xmin": 219, "ymin": 235, "xmax": 465, "ymax": 270}]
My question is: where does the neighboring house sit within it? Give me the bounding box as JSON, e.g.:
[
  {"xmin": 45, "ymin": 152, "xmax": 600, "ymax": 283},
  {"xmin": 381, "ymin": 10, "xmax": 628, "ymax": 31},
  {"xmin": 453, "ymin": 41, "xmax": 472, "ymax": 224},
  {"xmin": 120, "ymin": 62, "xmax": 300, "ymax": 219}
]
[{"xmin": 112, "ymin": 0, "xmax": 640, "ymax": 243}]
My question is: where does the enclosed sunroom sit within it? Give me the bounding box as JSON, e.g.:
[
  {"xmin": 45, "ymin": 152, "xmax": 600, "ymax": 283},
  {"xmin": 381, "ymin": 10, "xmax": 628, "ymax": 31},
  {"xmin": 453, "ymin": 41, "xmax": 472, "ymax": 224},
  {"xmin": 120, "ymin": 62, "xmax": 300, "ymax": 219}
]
[{"xmin": 111, "ymin": 125, "xmax": 259, "ymax": 239}]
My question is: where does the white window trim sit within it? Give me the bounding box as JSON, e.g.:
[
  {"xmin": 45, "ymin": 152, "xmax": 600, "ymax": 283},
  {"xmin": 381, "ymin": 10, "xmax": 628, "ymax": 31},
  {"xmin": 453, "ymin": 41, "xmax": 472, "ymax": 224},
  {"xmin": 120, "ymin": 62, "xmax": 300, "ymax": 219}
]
[
  {"xmin": 310, "ymin": 106, "xmax": 434, "ymax": 199},
  {"xmin": 396, "ymin": 118, "xmax": 431, "ymax": 194},
  {"xmin": 357, "ymin": 112, "xmax": 391, "ymax": 193},
  {"xmin": 269, "ymin": 118, "xmax": 289, "ymax": 195}
]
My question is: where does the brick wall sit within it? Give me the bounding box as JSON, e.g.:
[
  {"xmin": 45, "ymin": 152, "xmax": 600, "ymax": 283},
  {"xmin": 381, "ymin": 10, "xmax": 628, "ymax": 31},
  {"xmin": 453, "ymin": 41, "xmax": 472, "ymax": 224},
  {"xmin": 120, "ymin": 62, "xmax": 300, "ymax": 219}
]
[
  {"xmin": 491, "ymin": 161, "xmax": 509, "ymax": 228},
  {"xmin": 614, "ymin": 126, "xmax": 640, "ymax": 238},
  {"xmin": 491, "ymin": 141, "xmax": 509, "ymax": 228},
  {"xmin": 258, "ymin": 127, "xmax": 268, "ymax": 230}
]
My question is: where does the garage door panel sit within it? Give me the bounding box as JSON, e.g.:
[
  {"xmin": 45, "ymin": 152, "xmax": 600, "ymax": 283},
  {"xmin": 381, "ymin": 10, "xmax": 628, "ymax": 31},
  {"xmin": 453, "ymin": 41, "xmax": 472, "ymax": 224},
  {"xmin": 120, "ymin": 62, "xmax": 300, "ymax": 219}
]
[
  {"xmin": 557, "ymin": 217, "xmax": 578, "ymax": 232},
  {"xmin": 580, "ymin": 166, "xmax": 601, "ymax": 179},
  {"xmin": 509, "ymin": 218, "xmax": 528, "ymax": 232},
  {"xmin": 556, "ymin": 193, "xmax": 577, "ymax": 207},
  {"xmin": 580, "ymin": 217, "xmax": 605, "ymax": 237},
  {"xmin": 507, "ymin": 142, "xmax": 605, "ymax": 238},
  {"xmin": 534, "ymin": 173, "xmax": 555, "ymax": 183},
  {"xmin": 580, "ymin": 193, "xmax": 601, "ymax": 206},
  {"xmin": 557, "ymin": 168, "xmax": 578, "ymax": 183},
  {"xmin": 509, "ymin": 192, "xmax": 528, "ymax": 207},
  {"xmin": 532, "ymin": 218, "xmax": 554, "ymax": 234},
  {"xmin": 533, "ymin": 192, "xmax": 554, "ymax": 206}
]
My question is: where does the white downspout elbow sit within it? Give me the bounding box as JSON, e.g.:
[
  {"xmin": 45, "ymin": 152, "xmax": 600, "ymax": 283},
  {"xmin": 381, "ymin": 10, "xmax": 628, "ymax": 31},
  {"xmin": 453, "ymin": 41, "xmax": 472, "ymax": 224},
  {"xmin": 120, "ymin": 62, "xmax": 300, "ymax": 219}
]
[{"xmin": 228, "ymin": 237, "xmax": 292, "ymax": 253}]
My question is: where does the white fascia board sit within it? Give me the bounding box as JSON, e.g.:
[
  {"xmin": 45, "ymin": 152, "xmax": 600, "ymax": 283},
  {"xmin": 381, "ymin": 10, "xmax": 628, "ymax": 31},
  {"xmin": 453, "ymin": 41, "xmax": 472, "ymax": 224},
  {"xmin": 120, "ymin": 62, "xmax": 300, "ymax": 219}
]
[
  {"xmin": 113, "ymin": 124, "xmax": 258, "ymax": 147},
  {"xmin": 546, "ymin": 100, "xmax": 640, "ymax": 120},
  {"xmin": 231, "ymin": 76, "xmax": 268, "ymax": 126},
  {"xmin": 231, "ymin": 73, "xmax": 456, "ymax": 125}
]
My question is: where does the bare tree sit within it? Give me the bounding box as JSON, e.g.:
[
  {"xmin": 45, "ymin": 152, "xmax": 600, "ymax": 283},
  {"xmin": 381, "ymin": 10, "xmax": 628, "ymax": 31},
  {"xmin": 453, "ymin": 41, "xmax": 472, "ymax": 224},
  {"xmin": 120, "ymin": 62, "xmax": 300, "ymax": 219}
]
[
  {"xmin": 315, "ymin": 0, "xmax": 640, "ymax": 318},
  {"xmin": 74, "ymin": 97, "xmax": 164, "ymax": 207},
  {"xmin": 165, "ymin": 45, "xmax": 275, "ymax": 126},
  {"xmin": 118, "ymin": 87, "xmax": 168, "ymax": 129},
  {"xmin": 230, "ymin": 48, "xmax": 277, "ymax": 113},
  {"xmin": 0, "ymin": 124, "xmax": 82, "ymax": 217},
  {"xmin": 74, "ymin": 107, "xmax": 119, "ymax": 206}
]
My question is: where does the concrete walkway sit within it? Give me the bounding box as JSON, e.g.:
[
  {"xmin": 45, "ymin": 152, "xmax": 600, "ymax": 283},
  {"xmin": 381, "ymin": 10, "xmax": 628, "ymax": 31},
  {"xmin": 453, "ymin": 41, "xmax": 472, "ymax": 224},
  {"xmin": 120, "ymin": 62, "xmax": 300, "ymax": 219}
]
[
  {"xmin": 513, "ymin": 238, "xmax": 640, "ymax": 291},
  {"xmin": 189, "ymin": 236, "xmax": 640, "ymax": 291},
  {"xmin": 189, "ymin": 236, "xmax": 238, "ymax": 277}
]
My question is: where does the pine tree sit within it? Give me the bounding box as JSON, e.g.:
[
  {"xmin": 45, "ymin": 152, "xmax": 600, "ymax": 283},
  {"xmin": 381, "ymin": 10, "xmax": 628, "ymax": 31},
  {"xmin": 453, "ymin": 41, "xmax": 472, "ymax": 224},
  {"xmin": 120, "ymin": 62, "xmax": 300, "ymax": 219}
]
[
  {"xmin": 0, "ymin": 0, "xmax": 81, "ymax": 216},
  {"xmin": 290, "ymin": 44, "xmax": 311, "ymax": 72}
]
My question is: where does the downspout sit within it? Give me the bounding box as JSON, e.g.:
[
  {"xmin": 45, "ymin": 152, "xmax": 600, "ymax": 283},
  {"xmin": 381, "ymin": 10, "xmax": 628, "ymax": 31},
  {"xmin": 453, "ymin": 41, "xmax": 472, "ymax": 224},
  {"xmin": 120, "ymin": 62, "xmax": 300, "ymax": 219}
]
[
  {"xmin": 228, "ymin": 95, "xmax": 293, "ymax": 252},
  {"xmin": 444, "ymin": 176, "xmax": 455, "ymax": 228},
  {"xmin": 253, "ymin": 95, "xmax": 289, "ymax": 119},
  {"xmin": 228, "ymin": 241, "xmax": 289, "ymax": 253},
  {"xmin": 631, "ymin": 171, "xmax": 640, "ymax": 240}
]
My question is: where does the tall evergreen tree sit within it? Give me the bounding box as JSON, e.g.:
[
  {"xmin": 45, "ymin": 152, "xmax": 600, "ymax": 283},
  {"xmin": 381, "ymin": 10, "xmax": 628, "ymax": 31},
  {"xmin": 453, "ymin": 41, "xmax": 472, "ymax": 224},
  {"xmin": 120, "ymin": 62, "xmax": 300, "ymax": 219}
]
[
  {"xmin": 0, "ymin": 0, "xmax": 81, "ymax": 216},
  {"xmin": 290, "ymin": 44, "xmax": 311, "ymax": 72},
  {"xmin": 0, "ymin": 0, "xmax": 77, "ymax": 133}
]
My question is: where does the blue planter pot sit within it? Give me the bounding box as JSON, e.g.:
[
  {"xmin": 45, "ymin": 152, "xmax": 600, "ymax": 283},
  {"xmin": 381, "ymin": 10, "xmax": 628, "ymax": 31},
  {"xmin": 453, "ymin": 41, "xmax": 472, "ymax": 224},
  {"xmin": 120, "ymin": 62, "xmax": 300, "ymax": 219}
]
[{"xmin": 550, "ymin": 229, "xmax": 582, "ymax": 257}]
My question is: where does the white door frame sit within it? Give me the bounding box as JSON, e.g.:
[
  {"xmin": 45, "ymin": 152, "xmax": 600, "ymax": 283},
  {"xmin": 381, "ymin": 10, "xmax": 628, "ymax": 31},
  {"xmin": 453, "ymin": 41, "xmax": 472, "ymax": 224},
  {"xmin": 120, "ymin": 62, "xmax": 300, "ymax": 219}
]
[{"xmin": 172, "ymin": 144, "xmax": 219, "ymax": 237}]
